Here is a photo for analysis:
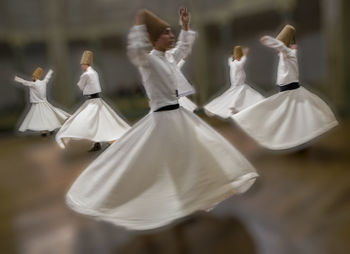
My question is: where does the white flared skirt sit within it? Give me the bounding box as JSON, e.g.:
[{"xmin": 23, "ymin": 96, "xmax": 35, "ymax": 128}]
[
  {"xmin": 178, "ymin": 97, "xmax": 198, "ymax": 112},
  {"xmin": 56, "ymin": 98, "xmax": 130, "ymax": 148},
  {"xmin": 66, "ymin": 107, "xmax": 258, "ymax": 230},
  {"xmin": 19, "ymin": 101, "xmax": 70, "ymax": 132},
  {"xmin": 204, "ymin": 84, "xmax": 264, "ymax": 119},
  {"xmin": 231, "ymin": 87, "xmax": 339, "ymax": 150}
]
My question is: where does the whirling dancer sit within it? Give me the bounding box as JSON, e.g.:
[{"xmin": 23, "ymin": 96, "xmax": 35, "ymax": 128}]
[
  {"xmin": 65, "ymin": 8, "xmax": 258, "ymax": 230},
  {"xmin": 204, "ymin": 46, "xmax": 264, "ymax": 118},
  {"xmin": 14, "ymin": 67, "xmax": 70, "ymax": 136},
  {"xmin": 177, "ymin": 59, "xmax": 198, "ymax": 112},
  {"xmin": 231, "ymin": 25, "xmax": 338, "ymax": 150},
  {"xmin": 56, "ymin": 50, "xmax": 130, "ymax": 151}
]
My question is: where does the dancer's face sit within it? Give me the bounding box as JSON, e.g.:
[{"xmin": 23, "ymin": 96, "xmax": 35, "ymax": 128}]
[
  {"xmin": 154, "ymin": 28, "xmax": 175, "ymax": 52},
  {"xmin": 81, "ymin": 64, "xmax": 89, "ymax": 72}
]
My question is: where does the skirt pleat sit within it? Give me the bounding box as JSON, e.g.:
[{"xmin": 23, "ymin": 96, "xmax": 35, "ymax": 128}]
[
  {"xmin": 56, "ymin": 98, "xmax": 130, "ymax": 148},
  {"xmin": 66, "ymin": 108, "xmax": 258, "ymax": 230},
  {"xmin": 232, "ymin": 87, "xmax": 338, "ymax": 150}
]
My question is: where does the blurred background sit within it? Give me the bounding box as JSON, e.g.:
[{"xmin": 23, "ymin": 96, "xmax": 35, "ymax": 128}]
[{"xmin": 0, "ymin": 0, "xmax": 349, "ymax": 253}]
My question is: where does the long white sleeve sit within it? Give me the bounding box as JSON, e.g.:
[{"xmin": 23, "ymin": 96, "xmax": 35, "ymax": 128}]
[
  {"xmin": 43, "ymin": 69, "xmax": 54, "ymax": 83},
  {"xmin": 177, "ymin": 59, "xmax": 186, "ymax": 69},
  {"xmin": 261, "ymin": 36, "xmax": 298, "ymax": 85},
  {"xmin": 228, "ymin": 55, "xmax": 247, "ymax": 67},
  {"xmin": 127, "ymin": 25, "xmax": 152, "ymax": 67},
  {"xmin": 14, "ymin": 76, "xmax": 49, "ymax": 102},
  {"xmin": 261, "ymin": 36, "xmax": 292, "ymax": 55},
  {"xmin": 235, "ymin": 55, "xmax": 247, "ymax": 68},
  {"xmin": 168, "ymin": 29, "xmax": 197, "ymax": 64},
  {"xmin": 14, "ymin": 76, "xmax": 34, "ymax": 87}
]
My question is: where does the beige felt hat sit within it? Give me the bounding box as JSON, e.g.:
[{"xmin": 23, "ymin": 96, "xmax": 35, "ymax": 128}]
[
  {"xmin": 80, "ymin": 50, "xmax": 93, "ymax": 65},
  {"xmin": 143, "ymin": 9, "xmax": 170, "ymax": 44},
  {"xmin": 32, "ymin": 67, "xmax": 43, "ymax": 80},
  {"xmin": 233, "ymin": 46, "xmax": 243, "ymax": 60},
  {"xmin": 276, "ymin": 24, "xmax": 296, "ymax": 46}
]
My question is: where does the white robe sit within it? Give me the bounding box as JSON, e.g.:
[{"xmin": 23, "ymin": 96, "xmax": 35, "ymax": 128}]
[
  {"xmin": 14, "ymin": 70, "xmax": 70, "ymax": 132},
  {"xmin": 177, "ymin": 59, "xmax": 198, "ymax": 112},
  {"xmin": 77, "ymin": 66, "xmax": 102, "ymax": 95},
  {"xmin": 231, "ymin": 36, "xmax": 338, "ymax": 150},
  {"xmin": 65, "ymin": 24, "xmax": 258, "ymax": 230},
  {"xmin": 55, "ymin": 67, "xmax": 130, "ymax": 148},
  {"xmin": 178, "ymin": 96, "xmax": 197, "ymax": 112},
  {"xmin": 204, "ymin": 56, "xmax": 264, "ymax": 118}
]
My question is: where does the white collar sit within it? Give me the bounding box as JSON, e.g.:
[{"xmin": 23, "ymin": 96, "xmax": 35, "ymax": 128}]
[{"xmin": 151, "ymin": 49, "xmax": 166, "ymax": 57}]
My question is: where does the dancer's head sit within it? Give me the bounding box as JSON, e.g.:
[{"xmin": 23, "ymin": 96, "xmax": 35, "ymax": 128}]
[
  {"xmin": 32, "ymin": 67, "xmax": 43, "ymax": 81},
  {"xmin": 143, "ymin": 10, "xmax": 174, "ymax": 51},
  {"xmin": 233, "ymin": 46, "xmax": 243, "ymax": 60},
  {"xmin": 80, "ymin": 50, "xmax": 93, "ymax": 71},
  {"xmin": 276, "ymin": 24, "xmax": 296, "ymax": 47}
]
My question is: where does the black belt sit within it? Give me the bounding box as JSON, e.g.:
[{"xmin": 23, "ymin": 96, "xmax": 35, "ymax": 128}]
[
  {"xmin": 85, "ymin": 93, "xmax": 100, "ymax": 99},
  {"xmin": 279, "ymin": 82, "xmax": 300, "ymax": 92},
  {"xmin": 154, "ymin": 104, "xmax": 180, "ymax": 112}
]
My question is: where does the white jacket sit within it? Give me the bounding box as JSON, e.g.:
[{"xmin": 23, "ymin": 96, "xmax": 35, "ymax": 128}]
[
  {"xmin": 127, "ymin": 25, "xmax": 196, "ymax": 111},
  {"xmin": 14, "ymin": 69, "xmax": 53, "ymax": 103},
  {"xmin": 228, "ymin": 55, "xmax": 247, "ymax": 87},
  {"xmin": 261, "ymin": 36, "xmax": 299, "ymax": 86},
  {"xmin": 77, "ymin": 66, "xmax": 102, "ymax": 95}
]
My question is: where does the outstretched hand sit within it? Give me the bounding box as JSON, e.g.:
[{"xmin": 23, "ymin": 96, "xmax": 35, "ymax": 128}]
[
  {"xmin": 243, "ymin": 47, "xmax": 249, "ymax": 56},
  {"xmin": 179, "ymin": 7, "xmax": 190, "ymax": 31}
]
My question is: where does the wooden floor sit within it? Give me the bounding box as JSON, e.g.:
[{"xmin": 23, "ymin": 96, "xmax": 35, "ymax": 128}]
[{"xmin": 0, "ymin": 118, "xmax": 349, "ymax": 254}]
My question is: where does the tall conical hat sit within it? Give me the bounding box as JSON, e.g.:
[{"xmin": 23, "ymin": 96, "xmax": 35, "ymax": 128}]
[
  {"xmin": 233, "ymin": 46, "xmax": 243, "ymax": 60},
  {"xmin": 276, "ymin": 24, "xmax": 296, "ymax": 46},
  {"xmin": 143, "ymin": 9, "xmax": 170, "ymax": 44},
  {"xmin": 32, "ymin": 67, "xmax": 43, "ymax": 80},
  {"xmin": 80, "ymin": 50, "xmax": 93, "ymax": 65}
]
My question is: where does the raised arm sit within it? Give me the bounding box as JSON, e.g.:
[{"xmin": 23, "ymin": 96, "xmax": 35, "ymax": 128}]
[
  {"xmin": 228, "ymin": 47, "xmax": 248, "ymax": 67},
  {"xmin": 43, "ymin": 69, "xmax": 53, "ymax": 83},
  {"xmin": 260, "ymin": 35, "xmax": 292, "ymax": 55},
  {"xmin": 235, "ymin": 55, "xmax": 247, "ymax": 67},
  {"xmin": 127, "ymin": 10, "xmax": 152, "ymax": 67},
  {"xmin": 168, "ymin": 8, "xmax": 197, "ymax": 63},
  {"xmin": 177, "ymin": 59, "xmax": 186, "ymax": 69},
  {"xmin": 235, "ymin": 48, "xmax": 249, "ymax": 67},
  {"xmin": 14, "ymin": 76, "xmax": 34, "ymax": 87}
]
